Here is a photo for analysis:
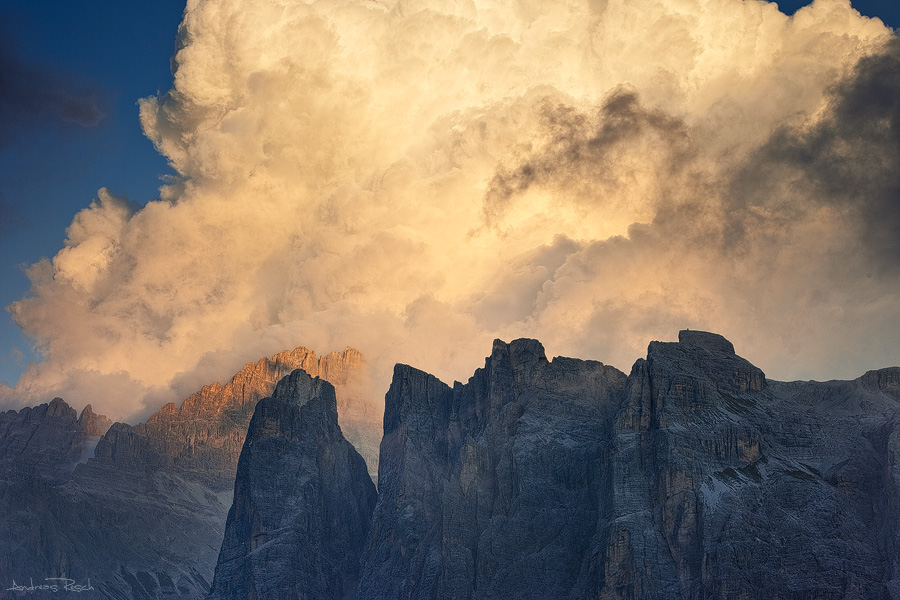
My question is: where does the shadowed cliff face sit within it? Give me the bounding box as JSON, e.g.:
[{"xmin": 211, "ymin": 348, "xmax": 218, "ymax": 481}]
[
  {"xmin": 0, "ymin": 399, "xmax": 111, "ymax": 485},
  {"xmin": 63, "ymin": 347, "xmax": 373, "ymax": 600},
  {"xmin": 360, "ymin": 338, "xmax": 628, "ymax": 599},
  {"xmin": 358, "ymin": 333, "xmax": 900, "ymax": 600},
  {"xmin": 208, "ymin": 370, "xmax": 376, "ymax": 600},
  {"xmin": 593, "ymin": 332, "xmax": 900, "ymax": 600},
  {"xmin": 0, "ymin": 399, "xmax": 112, "ymax": 591}
]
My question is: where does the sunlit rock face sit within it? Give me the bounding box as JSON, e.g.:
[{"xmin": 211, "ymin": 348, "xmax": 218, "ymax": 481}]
[
  {"xmin": 69, "ymin": 346, "xmax": 376, "ymax": 599},
  {"xmin": 92, "ymin": 346, "xmax": 375, "ymax": 489},
  {"xmin": 357, "ymin": 333, "xmax": 900, "ymax": 599},
  {"xmin": 0, "ymin": 347, "xmax": 378, "ymax": 600},
  {"xmin": 208, "ymin": 370, "xmax": 376, "ymax": 600}
]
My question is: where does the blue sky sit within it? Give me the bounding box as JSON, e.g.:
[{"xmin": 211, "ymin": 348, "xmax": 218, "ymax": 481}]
[
  {"xmin": 0, "ymin": 0, "xmax": 897, "ymax": 389},
  {"xmin": 0, "ymin": 0, "xmax": 184, "ymax": 384}
]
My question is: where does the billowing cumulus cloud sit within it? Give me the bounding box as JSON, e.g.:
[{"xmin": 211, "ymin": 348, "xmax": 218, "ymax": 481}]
[{"xmin": 2, "ymin": 0, "xmax": 899, "ymax": 420}]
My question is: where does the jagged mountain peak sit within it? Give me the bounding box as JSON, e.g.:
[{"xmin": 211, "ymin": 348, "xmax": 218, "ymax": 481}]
[
  {"xmin": 362, "ymin": 332, "xmax": 900, "ymax": 599},
  {"xmin": 0, "ymin": 344, "xmax": 379, "ymax": 600},
  {"xmin": 271, "ymin": 369, "xmax": 334, "ymax": 408},
  {"xmin": 77, "ymin": 403, "xmax": 113, "ymax": 436},
  {"xmin": 89, "ymin": 344, "xmax": 370, "ymax": 491},
  {"xmin": 209, "ymin": 367, "xmax": 376, "ymax": 600},
  {"xmin": 46, "ymin": 396, "xmax": 76, "ymax": 418},
  {"xmin": 0, "ymin": 396, "xmax": 111, "ymax": 485},
  {"xmin": 9, "ymin": 331, "xmax": 900, "ymax": 599}
]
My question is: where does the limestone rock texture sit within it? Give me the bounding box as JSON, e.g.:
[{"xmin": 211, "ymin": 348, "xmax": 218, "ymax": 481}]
[
  {"xmin": 0, "ymin": 347, "xmax": 377, "ymax": 600},
  {"xmin": 107, "ymin": 347, "xmax": 375, "ymax": 489},
  {"xmin": 5, "ymin": 332, "xmax": 900, "ymax": 600},
  {"xmin": 589, "ymin": 331, "xmax": 900, "ymax": 599},
  {"xmin": 208, "ymin": 370, "xmax": 376, "ymax": 600},
  {"xmin": 358, "ymin": 333, "xmax": 900, "ymax": 600},
  {"xmin": 359, "ymin": 338, "xmax": 627, "ymax": 599},
  {"xmin": 0, "ymin": 399, "xmax": 112, "ymax": 600}
]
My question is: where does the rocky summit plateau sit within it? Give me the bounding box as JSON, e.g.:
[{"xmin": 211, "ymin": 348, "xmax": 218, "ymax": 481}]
[{"xmin": 2, "ymin": 331, "xmax": 900, "ymax": 599}]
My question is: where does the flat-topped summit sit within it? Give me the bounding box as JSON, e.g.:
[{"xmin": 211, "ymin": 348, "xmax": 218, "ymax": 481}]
[
  {"xmin": 857, "ymin": 366, "xmax": 900, "ymax": 394},
  {"xmin": 678, "ymin": 329, "xmax": 736, "ymax": 354}
]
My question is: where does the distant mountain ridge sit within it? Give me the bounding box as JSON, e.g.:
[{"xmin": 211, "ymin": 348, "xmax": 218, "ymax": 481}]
[
  {"xmin": 0, "ymin": 346, "xmax": 377, "ymax": 600},
  {"xmin": 93, "ymin": 347, "xmax": 371, "ymax": 489},
  {"xmin": 0, "ymin": 397, "xmax": 111, "ymax": 485}
]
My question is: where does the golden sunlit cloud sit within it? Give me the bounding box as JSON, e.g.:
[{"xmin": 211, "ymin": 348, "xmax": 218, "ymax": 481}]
[{"xmin": 3, "ymin": 0, "xmax": 899, "ymax": 420}]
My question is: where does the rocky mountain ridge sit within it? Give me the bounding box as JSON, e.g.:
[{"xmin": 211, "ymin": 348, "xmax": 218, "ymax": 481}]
[
  {"xmin": 0, "ymin": 398, "xmax": 112, "ymax": 485},
  {"xmin": 0, "ymin": 346, "xmax": 377, "ymax": 600},
  {"xmin": 359, "ymin": 337, "xmax": 628, "ymax": 599},
  {"xmin": 93, "ymin": 347, "xmax": 371, "ymax": 489},
  {"xmin": 212, "ymin": 331, "xmax": 900, "ymax": 599},
  {"xmin": 4, "ymin": 332, "xmax": 900, "ymax": 599}
]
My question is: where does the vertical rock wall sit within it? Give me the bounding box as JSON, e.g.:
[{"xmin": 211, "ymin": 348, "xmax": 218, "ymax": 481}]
[
  {"xmin": 208, "ymin": 370, "xmax": 376, "ymax": 600},
  {"xmin": 359, "ymin": 338, "xmax": 627, "ymax": 599}
]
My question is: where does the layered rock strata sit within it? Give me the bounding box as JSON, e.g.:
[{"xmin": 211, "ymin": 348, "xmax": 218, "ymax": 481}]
[
  {"xmin": 356, "ymin": 332, "xmax": 900, "ymax": 599},
  {"xmin": 587, "ymin": 330, "xmax": 900, "ymax": 599},
  {"xmin": 97, "ymin": 347, "xmax": 371, "ymax": 489},
  {"xmin": 0, "ymin": 398, "xmax": 112, "ymax": 594},
  {"xmin": 7, "ymin": 332, "xmax": 900, "ymax": 599}
]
